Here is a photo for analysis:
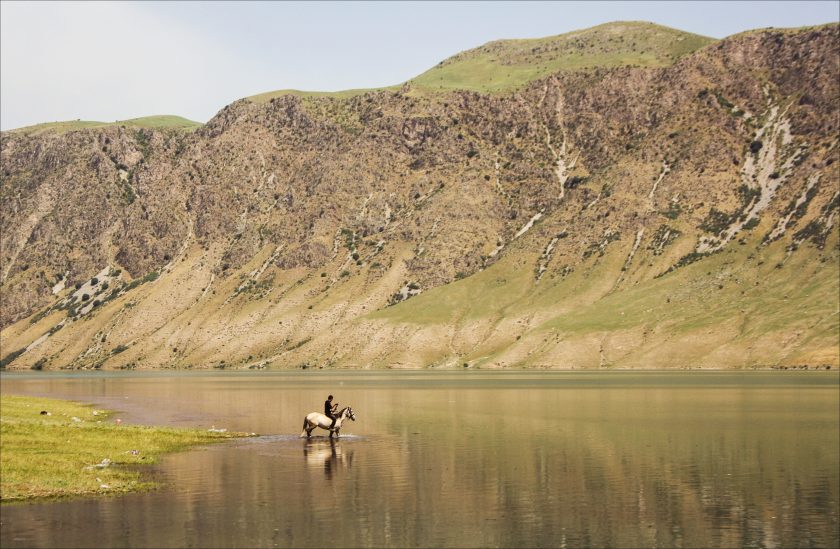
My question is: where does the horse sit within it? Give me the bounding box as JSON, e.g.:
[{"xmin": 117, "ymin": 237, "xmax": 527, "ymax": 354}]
[{"xmin": 300, "ymin": 406, "xmax": 356, "ymax": 438}]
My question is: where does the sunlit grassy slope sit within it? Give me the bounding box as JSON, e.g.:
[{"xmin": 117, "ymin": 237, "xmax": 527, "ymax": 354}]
[
  {"xmin": 1, "ymin": 228, "xmax": 834, "ymax": 371},
  {"xmin": 369, "ymin": 230, "xmax": 839, "ymax": 368},
  {"xmin": 408, "ymin": 21, "xmax": 714, "ymax": 93},
  {"xmin": 10, "ymin": 115, "xmax": 202, "ymax": 135},
  {"xmin": 245, "ymin": 21, "xmax": 715, "ymax": 102}
]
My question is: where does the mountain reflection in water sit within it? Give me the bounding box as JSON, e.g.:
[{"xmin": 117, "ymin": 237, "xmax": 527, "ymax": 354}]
[{"xmin": 0, "ymin": 371, "xmax": 837, "ymax": 548}]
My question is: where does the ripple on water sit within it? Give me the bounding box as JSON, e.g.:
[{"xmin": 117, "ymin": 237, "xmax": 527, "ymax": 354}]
[{"xmin": 0, "ymin": 371, "xmax": 836, "ymax": 548}]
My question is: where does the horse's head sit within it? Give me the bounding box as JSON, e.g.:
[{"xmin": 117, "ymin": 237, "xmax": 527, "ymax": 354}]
[{"xmin": 346, "ymin": 407, "xmax": 356, "ymax": 421}]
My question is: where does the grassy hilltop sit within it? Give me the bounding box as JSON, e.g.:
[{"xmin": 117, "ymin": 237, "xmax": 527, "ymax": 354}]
[
  {"xmin": 246, "ymin": 21, "xmax": 714, "ymax": 101},
  {"xmin": 409, "ymin": 21, "xmax": 714, "ymax": 93},
  {"xmin": 9, "ymin": 115, "xmax": 202, "ymax": 136}
]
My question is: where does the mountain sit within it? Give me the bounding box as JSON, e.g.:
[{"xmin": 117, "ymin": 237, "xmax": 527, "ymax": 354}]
[{"xmin": 1, "ymin": 22, "xmax": 837, "ymax": 370}]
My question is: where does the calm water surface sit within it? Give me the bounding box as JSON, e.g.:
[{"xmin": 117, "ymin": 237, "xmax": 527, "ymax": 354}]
[{"xmin": 1, "ymin": 371, "xmax": 838, "ymax": 548}]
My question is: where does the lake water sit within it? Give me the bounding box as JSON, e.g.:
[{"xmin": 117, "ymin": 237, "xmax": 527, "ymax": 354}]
[{"xmin": 1, "ymin": 371, "xmax": 838, "ymax": 548}]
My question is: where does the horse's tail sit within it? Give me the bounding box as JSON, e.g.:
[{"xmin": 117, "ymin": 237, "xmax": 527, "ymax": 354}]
[{"xmin": 300, "ymin": 417, "xmax": 308, "ymax": 438}]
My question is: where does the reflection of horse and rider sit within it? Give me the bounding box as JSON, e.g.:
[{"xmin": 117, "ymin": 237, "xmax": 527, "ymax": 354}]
[
  {"xmin": 300, "ymin": 394, "xmax": 356, "ymax": 438},
  {"xmin": 303, "ymin": 437, "xmax": 354, "ymax": 479}
]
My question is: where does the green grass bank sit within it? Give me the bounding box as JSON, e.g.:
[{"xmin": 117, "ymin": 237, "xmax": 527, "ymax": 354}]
[{"xmin": 0, "ymin": 394, "xmax": 243, "ymax": 502}]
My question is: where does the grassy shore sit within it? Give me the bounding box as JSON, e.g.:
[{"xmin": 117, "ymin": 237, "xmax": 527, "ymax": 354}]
[{"xmin": 0, "ymin": 394, "xmax": 243, "ymax": 502}]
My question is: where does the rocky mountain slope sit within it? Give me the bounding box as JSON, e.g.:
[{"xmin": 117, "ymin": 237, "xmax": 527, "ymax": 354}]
[{"xmin": 1, "ymin": 22, "xmax": 838, "ymax": 370}]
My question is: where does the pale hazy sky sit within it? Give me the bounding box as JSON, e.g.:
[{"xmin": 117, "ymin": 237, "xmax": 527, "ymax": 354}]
[{"xmin": 1, "ymin": 1, "xmax": 837, "ymax": 130}]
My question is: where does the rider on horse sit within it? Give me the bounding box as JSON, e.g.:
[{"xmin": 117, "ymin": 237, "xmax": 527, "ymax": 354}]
[{"xmin": 302, "ymin": 399, "xmax": 356, "ymax": 438}]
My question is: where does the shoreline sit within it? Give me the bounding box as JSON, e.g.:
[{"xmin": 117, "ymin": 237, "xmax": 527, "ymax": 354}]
[
  {"xmin": 0, "ymin": 394, "xmax": 250, "ymax": 503},
  {"xmin": 1, "ymin": 364, "xmax": 836, "ymax": 373}
]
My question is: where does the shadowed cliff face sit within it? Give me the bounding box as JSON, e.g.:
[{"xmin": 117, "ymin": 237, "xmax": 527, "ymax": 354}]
[{"xmin": 1, "ymin": 24, "xmax": 838, "ymax": 370}]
